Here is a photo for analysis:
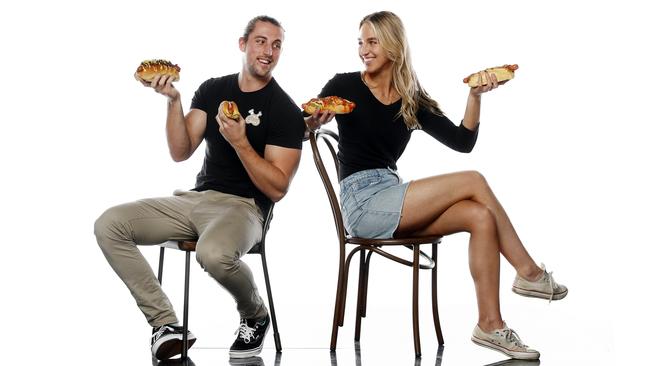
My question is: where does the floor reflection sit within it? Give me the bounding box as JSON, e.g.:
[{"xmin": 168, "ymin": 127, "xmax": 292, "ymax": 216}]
[
  {"xmin": 154, "ymin": 356, "xmax": 196, "ymax": 366},
  {"xmin": 152, "ymin": 351, "xmax": 283, "ymax": 366},
  {"xmin": 329, "ymin": 342, "xmax": 445, "ymax": 366},
  {"xmin": 228, "ymin": 356, "xmax": 265, "ymax": 366},
  {"xmin": 483, "ymin": 359, "xmax": 540, "ymax": 366}
]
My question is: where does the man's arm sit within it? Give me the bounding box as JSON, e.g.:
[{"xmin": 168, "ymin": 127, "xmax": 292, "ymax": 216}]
[
  {"xmin": 236, "ymin": 144, "xmax": 301, "ymax": 202},
  {"xmin": 166, "ymin": 99, "xmax": 207, "ymax": 162},
  {"xmin": 214, "ymin": 109, "xmax": 300, "ymax": 202},
  {"xmin": 144, "ymin": 74, "xmax": 207, "ymax": 161}
]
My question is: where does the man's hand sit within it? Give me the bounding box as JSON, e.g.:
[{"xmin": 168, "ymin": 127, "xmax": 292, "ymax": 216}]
[
  {"xmin": 216, "ymin": 108, "xmax": 248, "ymax": 149},
  {"xmin": 136, "ymin": 73, "xmax": 180, "ymax": 101}
]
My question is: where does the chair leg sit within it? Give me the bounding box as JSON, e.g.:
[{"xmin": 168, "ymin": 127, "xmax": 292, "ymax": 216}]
[
  {"xmin": 431, "ymin": 244, "xmax": 444, "ymax": 345},
  {"xmin": 354, "ymin": 249, "xmax": 367, "ymax": 341},
  {"xmin": 157, "ymin": 247, "xmax": 165, "ymax": 284},
  {"xmin": 181, "ymin": 250, "xmax": 191, "ymax": 359},
  {"xmin": 330, "ymin": 251, "xmax": 348, "ymax": 351},
  {"xmin": 361, "ymin": 251, "xmax": 372, "ymax": 317},
  {"xmin": 330, "ymin": 275, "xmax": 343, "ymax": 350},
  {"xmin": 412, "ymin": 244, "xmax": 422, "ymax": 358},
  {"xmin": 260, "ymin": 250, "xmax": 282, "ymax": 352},
  {"xmin": 339, "ymin": 250, "xmax": 358, "ymax": 327}
]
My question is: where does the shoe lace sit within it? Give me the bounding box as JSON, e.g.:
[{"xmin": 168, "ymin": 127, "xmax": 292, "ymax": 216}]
[
  {"xmin": 540, "ymin": 263, "xmax": 556, "ymax": 303},
  {"xmin": 152, "ymin": 325, "xmax": 170, "ymax": 343},
  {"xmin": 503, "ymin": 328, "xmax": 527, "ymax": 348},
  {"xmin": 235, "ymin": 320, "xmax": 256, "ymax": 343}
]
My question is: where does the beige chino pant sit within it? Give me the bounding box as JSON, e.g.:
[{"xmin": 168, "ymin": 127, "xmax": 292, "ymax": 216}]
[{"xmin": 94, "ymin": 189, "xmax": 267, "ymax": 327}]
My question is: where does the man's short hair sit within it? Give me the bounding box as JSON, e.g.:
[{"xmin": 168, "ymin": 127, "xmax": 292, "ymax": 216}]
[{"xmin": 242, "ymin": 15, "xmax": 284, "ymax": 41}]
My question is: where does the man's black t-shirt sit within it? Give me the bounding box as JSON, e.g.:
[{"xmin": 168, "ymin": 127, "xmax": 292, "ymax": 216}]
[
  {"xmin": 190, "ymin": 73, "xmax": 304, "ymax": 214},
  {"xmin": 318, "ymin": 72, "xmax": 479, "ymax": 181}
]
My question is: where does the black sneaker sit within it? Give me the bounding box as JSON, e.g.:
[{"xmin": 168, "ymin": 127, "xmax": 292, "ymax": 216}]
[
  {"xmin": 151, "ymin": 324, "xmax": 197, "ymax": 360},
  {"xmin": 229, "ymin": 314, "xmax": 270, "ymax": 359}
]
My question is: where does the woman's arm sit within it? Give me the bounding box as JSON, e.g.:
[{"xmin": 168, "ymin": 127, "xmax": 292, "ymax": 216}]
[
  {"xmin": 419, "ymin": 70, "xmax": 503, "ymax": 152},
  {"xmin": 462, "ymin": 70, "xmax": 502, "ymax": 130}
]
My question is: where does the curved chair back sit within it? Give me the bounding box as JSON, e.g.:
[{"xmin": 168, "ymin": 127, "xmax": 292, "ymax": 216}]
[{"xmin": 309, "ymin": 129, "xmax": 347, "ymax": 246}]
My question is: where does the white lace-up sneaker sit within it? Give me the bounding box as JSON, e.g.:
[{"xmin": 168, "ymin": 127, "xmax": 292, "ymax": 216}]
[
  {"xmin": 512, "ymin": 263, "xmax": 568, "ymax": 302},
  {"xmin": 472, "ymin": 322, "xmax": 540, "ymax": 360}
]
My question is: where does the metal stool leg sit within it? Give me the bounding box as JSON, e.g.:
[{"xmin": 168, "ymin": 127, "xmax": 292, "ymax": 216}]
[
  {"xmin": 157, "ymin": 247, "xmax": 165, "ymax": 284},
  {"xmin": 260, "ymin": 250, "xmax": 282, "ymax": 352},
  {"xmin": 181, "ymin": 250, "xmax": 191, "ymax": 359}
]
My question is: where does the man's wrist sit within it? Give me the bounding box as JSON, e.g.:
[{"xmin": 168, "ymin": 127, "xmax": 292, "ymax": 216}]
[
  {"xmin": 167, "ymin": 93, "xmax": 181, "ymax": 104},
  {"xmin": 232, "ymin": 137, "xmax": 252, "ymax": 152}
]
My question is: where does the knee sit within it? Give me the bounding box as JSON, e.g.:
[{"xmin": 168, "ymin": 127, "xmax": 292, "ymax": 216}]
[
  {"xmin": 467, "ymin": 170, "xmax": 489, "ymax": 187},
  {"xmin": 94, "ymin": 206, "xmax": 128, "ymax": 247},
  {"xmin": 195, "ymin": 246, "xmax": 238, "ymax": 281},
  {"xmin": 467, "ymin": 203, "xmax": 496, "ymax": 233}
]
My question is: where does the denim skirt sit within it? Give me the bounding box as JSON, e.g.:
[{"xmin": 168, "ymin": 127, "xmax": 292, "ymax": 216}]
[{"xmin": 339, "ymin": 168, "xmax": 410, "ymax": 239}]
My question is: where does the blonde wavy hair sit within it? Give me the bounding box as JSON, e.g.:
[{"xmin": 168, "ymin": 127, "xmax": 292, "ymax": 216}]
[{"xmin": 360, "ymin": 11, "xmax": 443, "ymax": 129}]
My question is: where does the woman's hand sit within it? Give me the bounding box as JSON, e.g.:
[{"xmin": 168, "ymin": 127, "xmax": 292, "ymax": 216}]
[
  {"xmin": 305, "ymin": 109, "xmax": 336, "ymax": 132},
  {"xmin": 469, "ymin": 70, "xmax": 507, "ymax": 96}
]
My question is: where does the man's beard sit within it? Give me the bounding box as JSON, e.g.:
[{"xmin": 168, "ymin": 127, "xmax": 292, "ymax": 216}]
[{"xmin": 248, "ymin": 60, "xmax": 273, "ymax": 80}]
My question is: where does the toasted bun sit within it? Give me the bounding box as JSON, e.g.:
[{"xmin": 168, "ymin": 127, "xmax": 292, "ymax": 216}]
[
  {"xmin": 135, "ymin": 59, "xmax": 181, "ymax": 82},
  {"xmin": 464, "ymin": 64, "xmax": 518, "ymax": 87},
  {"xmin": 219, "ymin": 101, "xmax": 241, "ymax": 119}
]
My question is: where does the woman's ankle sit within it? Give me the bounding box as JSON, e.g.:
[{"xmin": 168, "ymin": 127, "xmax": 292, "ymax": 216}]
[
  {"xmin": 478, "ymin": 318, "xmax": 505, "ymax": 332},
  {"xmin": 518, "ymin": 264, "xmax": 544, "ymax": 282}
]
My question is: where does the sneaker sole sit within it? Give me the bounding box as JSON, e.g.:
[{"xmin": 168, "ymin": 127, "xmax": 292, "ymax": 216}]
[
  {"xmin": 512, "ymin": 286, "xmax": 568, "ymax": 300},
  {"xmin": 471, "ymin": 335, "xmax": 540, "ymax": 360},
  {"xmin": 229, "ymin": 343, "xmax": 264, "ymax": 359},
  {"xmin": 153, "ymin": 334, "xmax": 197, "ymax": 360},
  {"xmin": 229, "ymin": 321, "xmax": 270, "ymax": 359}
]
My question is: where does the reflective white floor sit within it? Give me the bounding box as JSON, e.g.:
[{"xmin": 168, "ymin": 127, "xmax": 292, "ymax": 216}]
[{"xmin": 146, "ymin": 342, "xmax": 606, "ymax": 366}]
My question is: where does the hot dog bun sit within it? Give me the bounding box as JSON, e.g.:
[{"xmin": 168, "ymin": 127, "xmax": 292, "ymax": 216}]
[
  {"xmin": 463, "ymin": 64, "xmax": 518, "ymax": 87},
  {"xmin": 135, "ymin": 59, "xmax": 180, "ymax": 83},
  {"xmin": 219, "ymin": 101, "xmax": 241, "ymax": 120}
]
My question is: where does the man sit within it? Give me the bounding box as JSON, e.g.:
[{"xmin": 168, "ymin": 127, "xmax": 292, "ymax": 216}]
[{"xmin": 95, "ymin": 15, "xmax": 304, "ymax": 360}]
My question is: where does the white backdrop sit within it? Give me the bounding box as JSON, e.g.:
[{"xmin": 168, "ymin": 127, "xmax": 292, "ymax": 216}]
[{"xmin": 1, "ymin": 0, "xmax": 647, "ymax": 364}]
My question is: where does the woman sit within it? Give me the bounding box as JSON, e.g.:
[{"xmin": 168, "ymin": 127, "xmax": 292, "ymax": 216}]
[{"xmin": 305, "ymin": 11, "xmax": 567, "ymax": 360}]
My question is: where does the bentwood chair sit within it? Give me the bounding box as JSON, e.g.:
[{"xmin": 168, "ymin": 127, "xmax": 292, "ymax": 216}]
[
  {"xmin": 156, "ymin": 204, "xmax": 281, "ymax": 359},
  {"xmin": 310, "ymin": 130, "xmax": 444, "ymax": 357}
]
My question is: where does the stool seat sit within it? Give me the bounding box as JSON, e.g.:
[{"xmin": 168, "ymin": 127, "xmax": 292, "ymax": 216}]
[
  {"xmin": 161, "ymin": 240, "xmax": 262, "ymax": 254},
  {"xmin": 159, "ymin": 240, "xmax": 197, "ymax": 251}
]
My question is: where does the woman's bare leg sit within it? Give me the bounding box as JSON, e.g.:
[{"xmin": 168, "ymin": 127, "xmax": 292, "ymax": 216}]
[
  {"xmin": 408, "ymin": 199, "xmax": 504, "ymax": 330},
  {"xmin": 396, "ymin": 170, "xmax": 542, "ymax": 281}
]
